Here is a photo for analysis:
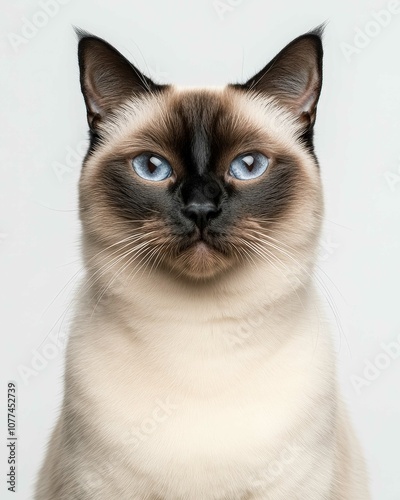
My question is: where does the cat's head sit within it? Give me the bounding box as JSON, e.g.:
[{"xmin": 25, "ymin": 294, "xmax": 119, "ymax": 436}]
[{"xmin": 77, "ymin": 29, "xmax": 324, "ymax": 284}]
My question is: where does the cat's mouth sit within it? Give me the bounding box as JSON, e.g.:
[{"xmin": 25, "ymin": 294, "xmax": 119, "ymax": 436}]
[
  {"xmin": 170, "ymin": 231, "xmax": 233, "ymax": 279},
  {"xmin": 179, "ymin": 230, "xmax": 228, "ymax": 255}
]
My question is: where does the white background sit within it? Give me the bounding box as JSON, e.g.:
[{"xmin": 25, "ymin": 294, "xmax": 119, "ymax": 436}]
[{"xmin": 1, "ymin": 0, "xmax": 400, "ymax": 498}]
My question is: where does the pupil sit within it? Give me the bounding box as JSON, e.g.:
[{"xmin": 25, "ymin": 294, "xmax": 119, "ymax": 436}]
[
  {"xmin": 148, "ymin": 156, "xmax": 160, "ymax": 174},
  {"xmin": 243, "ymin": 155, "xmax": 254, "ymax": 172}
]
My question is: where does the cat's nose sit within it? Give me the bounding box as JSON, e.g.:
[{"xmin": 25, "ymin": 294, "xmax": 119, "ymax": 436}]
[{"xmin": 183, "ymin": 201, "xmax": 219, "ymax": 230}]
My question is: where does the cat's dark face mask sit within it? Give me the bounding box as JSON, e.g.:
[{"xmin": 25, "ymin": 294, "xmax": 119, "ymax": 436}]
[{"xmin": 77, "ymin": 29, "xmax": 324, "ymax": 280}]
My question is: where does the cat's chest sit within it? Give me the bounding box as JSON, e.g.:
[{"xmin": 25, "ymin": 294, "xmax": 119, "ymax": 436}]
[
  {"xmin": 115, "ymin": 397, "xmax": 319, "ymax": 498},
  {"xmin": 72, "ymin": 322, "xmax": 333, "ymax": 498},
  {"xmin": 78, "ymin": 368, "xmax": 334, "ymax": 500},
  {"xmin": 68, "ymin": 301, "xmax": 335, "ymax": 497}
]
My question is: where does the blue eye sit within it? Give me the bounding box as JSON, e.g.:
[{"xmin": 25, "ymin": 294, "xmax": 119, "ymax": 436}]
[
  {"xmin": 132, "ymin": 153, "xmax": 172, "ymax": 181},
  {"xmin": 229, "ymin": 153, "xmax": 269, "ymax": 180}
]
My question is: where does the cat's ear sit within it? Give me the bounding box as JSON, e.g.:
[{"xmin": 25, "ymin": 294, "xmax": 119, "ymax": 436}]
[
  {"xmin": 235, "ymin": 27, "xmax": 324, "ymax": 130},
  {"xmin": 77, "ymin": 31, "xmax": 163, "ymax": 131}
]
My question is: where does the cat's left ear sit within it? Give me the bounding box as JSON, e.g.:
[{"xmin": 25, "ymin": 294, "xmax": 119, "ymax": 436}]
[
  {"xmin": 234, "ymin": 27, "xmax": 324, "ymax": 131},
  {"xmin": 77, "ymin": 31, "xmax": 164, "ymax": 132}
]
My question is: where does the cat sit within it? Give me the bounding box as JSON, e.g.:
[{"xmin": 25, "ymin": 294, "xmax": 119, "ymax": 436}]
[{"xmin": 35, "ymin": 27, "xmax": 370, "ymax": 499}]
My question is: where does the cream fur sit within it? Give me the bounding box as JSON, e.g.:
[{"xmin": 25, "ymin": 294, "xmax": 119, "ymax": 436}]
[{"xmin": 35, "ymin": 86, "xmax": 370, "ymax": 499}]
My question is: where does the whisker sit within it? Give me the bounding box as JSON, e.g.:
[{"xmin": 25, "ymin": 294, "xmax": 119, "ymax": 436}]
[
  {"xmin": 90, "ymin": 239, "xmax": 160, "ymax": 317},
  {"xmin": 38, "ymin": 231, "xmax": 161, "ymax": 348},
  {"xmin": 243, "ymin": 231, "xmax": 349, "ymax": 355}
]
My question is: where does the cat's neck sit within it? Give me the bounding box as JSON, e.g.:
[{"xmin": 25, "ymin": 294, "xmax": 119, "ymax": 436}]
[
  {"xmin": 77, "ymin": 264, "xmax": 319, "ymax": 394},
  {"xmin": 83, "ymin": 255, "xmax": 316, "ymax": 346}
]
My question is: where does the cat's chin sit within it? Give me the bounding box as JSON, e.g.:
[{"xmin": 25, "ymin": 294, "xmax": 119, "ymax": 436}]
[{"xmin": 170, "ymin": 241, "xmax": 233, "ymax": 280}]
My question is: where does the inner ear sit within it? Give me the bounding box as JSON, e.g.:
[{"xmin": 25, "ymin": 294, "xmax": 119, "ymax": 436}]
[
  {"xmin": 77, "ymin": 31, "xmax": 166, "ymax": 131},
  {"xmin": 232, "ymin": 27, "xmax": 324, "ymax": 130}
]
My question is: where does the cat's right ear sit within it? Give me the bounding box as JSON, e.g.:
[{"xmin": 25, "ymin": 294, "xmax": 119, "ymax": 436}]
[
  {"xmin": 231, "ymin": 27, "xmax": 324, "ymax": 132},
  {"xmin": 77, "ymin": 31, "xmax": 164, "ymax": 132}
]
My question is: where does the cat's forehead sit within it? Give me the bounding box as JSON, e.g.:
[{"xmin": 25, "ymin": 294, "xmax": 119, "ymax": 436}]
[
  {"xmin": 96, "ymin": 86, "xmax": 304, "ymax": 175},
  {"xmin": 160, "ymin": 88, "xmax": 228, "ymax": 175}
]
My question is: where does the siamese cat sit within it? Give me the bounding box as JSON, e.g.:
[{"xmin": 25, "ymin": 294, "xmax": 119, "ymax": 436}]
[{"xmin": 35, "ymin": 28, "xmax": 370, "ymax": 499}]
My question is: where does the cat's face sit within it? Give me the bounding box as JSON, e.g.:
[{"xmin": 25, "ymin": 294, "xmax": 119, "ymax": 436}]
[{"xmin": 78, "ymin": 30, "xmax": 324, "ymax": 282}]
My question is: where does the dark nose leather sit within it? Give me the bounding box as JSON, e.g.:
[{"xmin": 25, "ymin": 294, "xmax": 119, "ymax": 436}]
[{"xmin": 183, "ymin": 201, "xmax": 219, "ymax": 230}]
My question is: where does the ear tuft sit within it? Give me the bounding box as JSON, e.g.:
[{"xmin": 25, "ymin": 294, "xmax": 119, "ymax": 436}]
[
  {"xmin": 77, "ymin": 33, "xmax": 166, "ymax": 132},
  {"xmin": 308, "ymin": 23, "xmax": 326, "ymax": 40},
  {"xmin": 74, "ymin": 26, "xmax": 90, "ymax": 41}
]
